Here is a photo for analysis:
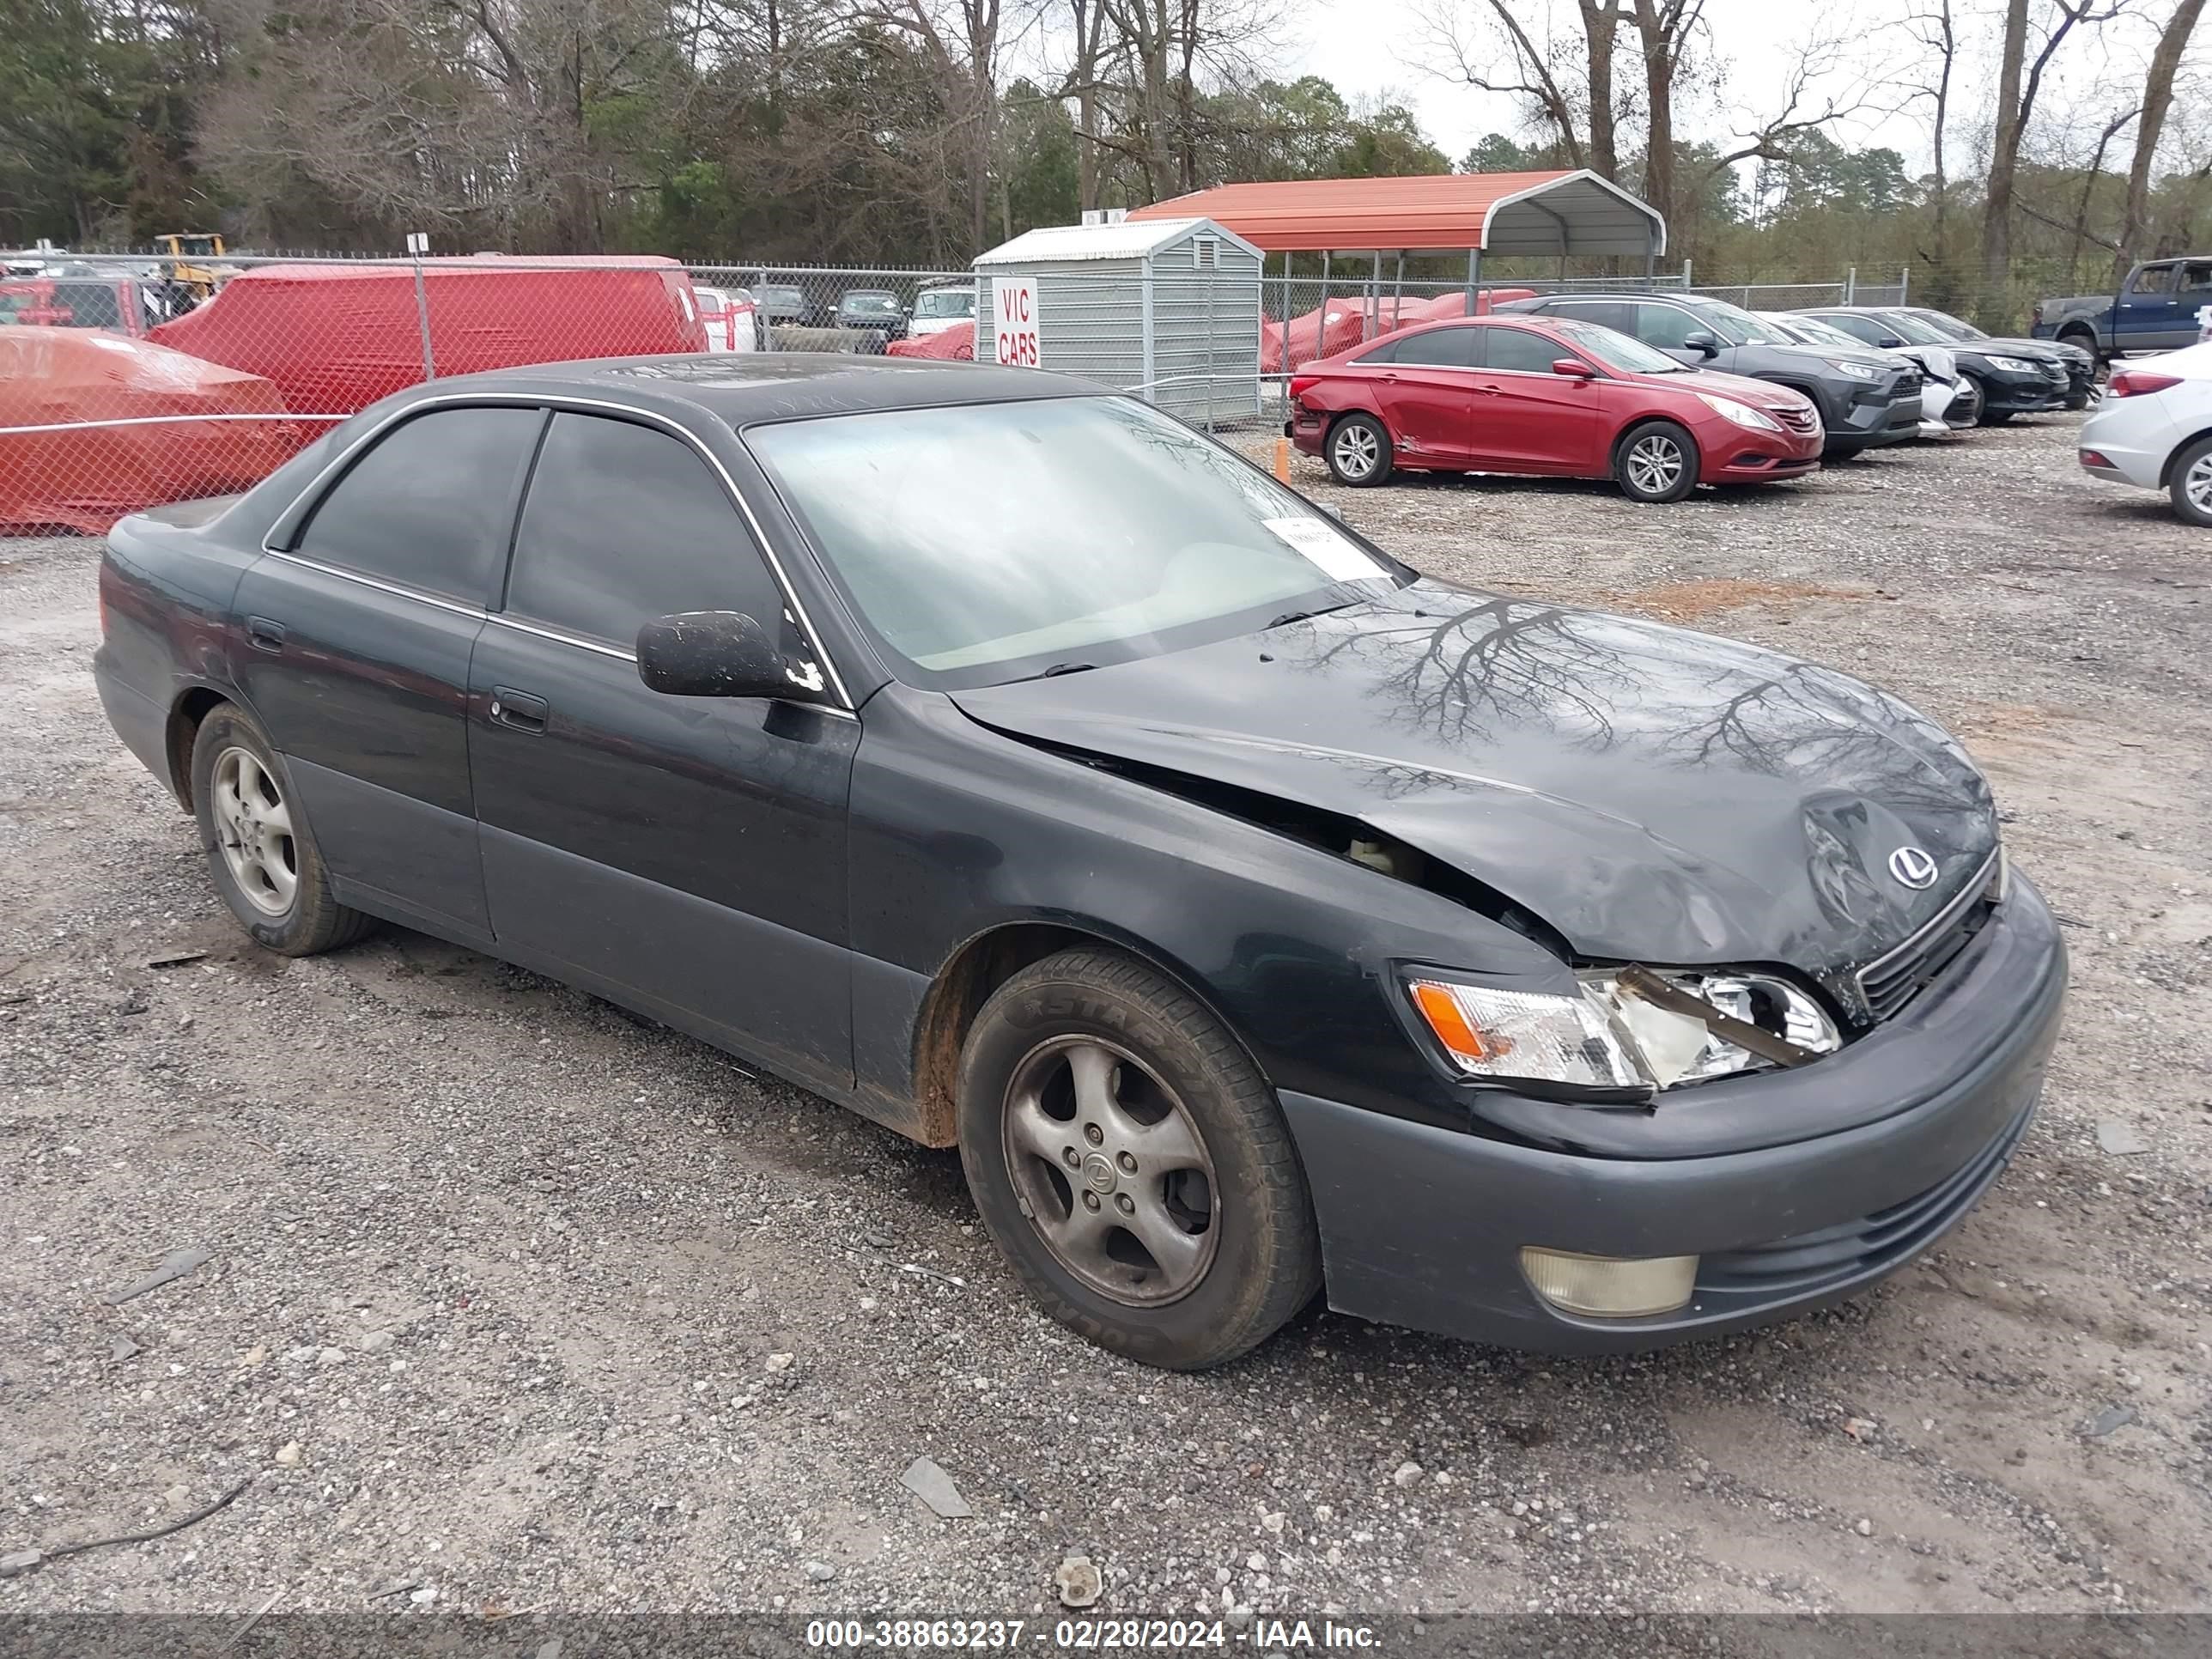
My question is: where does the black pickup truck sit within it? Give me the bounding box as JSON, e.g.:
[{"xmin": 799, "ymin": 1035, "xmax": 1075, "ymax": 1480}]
[{"xmin": 2034, "ymin": 257, "xmax": 2212, "ymax": 358}]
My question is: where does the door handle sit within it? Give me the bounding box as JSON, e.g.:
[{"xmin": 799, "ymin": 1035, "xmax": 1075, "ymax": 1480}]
[
  {"xmin": 1377, "ymin": 373, "xmax": 1400, "ymax": 383},
  {"xmin": 488, "ymin": 686, "xmax": 549, "ymax": 733},
  {"xmin": 245, "ymin": 616, "xmax": 285, "ymax": 653}
]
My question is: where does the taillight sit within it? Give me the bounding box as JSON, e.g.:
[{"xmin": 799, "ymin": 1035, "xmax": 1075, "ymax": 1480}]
[
  {"xmin": 1289, "ymin": 374, "xmax": 1321, "ymax": 399},
  {"xmin": 2106, "ymin": 369, "xmax": 2182, "ymax": 398}
]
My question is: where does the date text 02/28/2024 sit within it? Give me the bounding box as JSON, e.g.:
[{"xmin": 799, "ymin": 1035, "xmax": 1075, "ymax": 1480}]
[{"xmin": 804, "ymin": 1620, "xmax": 1383, "ymax": 1650}]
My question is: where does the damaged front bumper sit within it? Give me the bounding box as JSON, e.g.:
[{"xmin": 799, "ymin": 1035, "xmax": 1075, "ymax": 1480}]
[{"xmin": 1279, "ymin": 875, "xmax": 2066, "ymax": 1353}]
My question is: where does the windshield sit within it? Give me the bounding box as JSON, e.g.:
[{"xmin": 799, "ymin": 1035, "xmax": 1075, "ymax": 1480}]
[
  {"xmin": 1878, "ymin": 310, "xmax": 1955, "ymax": 346},
  {"xmin": 749, "ymin": 397, "xmax": 1403, "ymax": 689},
  {"xmin": 1777, "ymin": 315, "xmax": 1863, "ymax": 351},
  {"xmin": 843, "ymin": 292, "xmax": 899, "ymax": 314},
  {"xmin": 915, "ymin": 289, "xmax": 974, "ymax": 319},
  {"xmin": 760, "ymin": 286, "xmax": 803, "ymax": 307},
  {"xmin": 1549, "ymin": 318, "xmax": 1689, "ymax": 374},
  {"xmin": 1911, "ymin": 308, "xmax": 1986, "ymax": 343},
  {"xmin": 1688, "ymin": 299, "xmax": 1792, "ymax": 346}
]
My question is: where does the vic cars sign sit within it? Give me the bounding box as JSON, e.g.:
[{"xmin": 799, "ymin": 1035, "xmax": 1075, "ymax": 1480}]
[{"xmin": 992, "ymin": 277, "xmax": 1040, "ymax": 368}]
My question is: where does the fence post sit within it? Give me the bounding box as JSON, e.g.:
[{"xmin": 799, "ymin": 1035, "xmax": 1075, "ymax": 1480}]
[
  {"xmin": 405, "ymin": 231, "xmax": 434, "ymax": 380},
  {"xmin": 1899, "ymin": 264, "xmax": 1911, "ymax": 306},
  {"xmin": 1844, "ymin": 265, "xmax": 1856, "ymax": 305},
  {"xmin": 1681, "ymin": 257, "xmax": 1692, "ymax": 290}
]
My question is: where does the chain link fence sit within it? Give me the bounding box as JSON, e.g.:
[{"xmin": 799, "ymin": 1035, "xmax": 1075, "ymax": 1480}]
[{"xmin": 2, "ymin": 247, "xmax": 1936, "ymax": 535}]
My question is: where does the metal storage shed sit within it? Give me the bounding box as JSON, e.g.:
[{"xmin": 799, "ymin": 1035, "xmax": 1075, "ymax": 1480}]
[{"xmin": 971, "ymin": 216, "xmax": 1265, "ymax": 427}]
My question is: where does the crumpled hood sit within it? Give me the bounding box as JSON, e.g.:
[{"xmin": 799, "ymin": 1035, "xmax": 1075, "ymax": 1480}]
[{"xmin": 952, "ymin": 580, "xmax": 1998, "ymax": 1005}]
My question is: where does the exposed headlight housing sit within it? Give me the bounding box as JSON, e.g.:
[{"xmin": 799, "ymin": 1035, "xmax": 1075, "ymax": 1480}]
[
  {"xmin": 1407, "ymin": 969, "xmax": 1841, "ymax": 1096},
  {"xmin": 1985, "ymin": 355, "xmax": 2040, "ymax": 374},
  {"xmin": 1694, "ymin": 392, "xmax": 1783, "ymax": 432},
  {"xmin": 1826, "ymin": 359, "xmax": 1882, "ymax": 380}
]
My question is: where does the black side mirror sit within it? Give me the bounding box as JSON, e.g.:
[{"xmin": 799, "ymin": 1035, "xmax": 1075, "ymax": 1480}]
[
  {"xmin": 636, "ymin": 611, "xmax": 791, "ymax": 699},
  {"xmin": 1682, "ymin": 329, "xmax": 1722, "ymax": 358},
  {"xmin": 1875, "ymin": 333, "xmax": 1905, "ymax": 349}
]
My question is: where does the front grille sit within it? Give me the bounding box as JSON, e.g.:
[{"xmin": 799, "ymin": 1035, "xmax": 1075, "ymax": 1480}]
[
  {"xmin": 1856, "ymin": 852, "xmax": 1999, "ymax": 1021},
  {"xmin": 1893, "ymin": 370, "xmax": 1923, "ymax": 398},
  {"xmin": 1777, "ymin": 405, "xmax": 1820, "ymax": 434},
  {"xmin": 1698, "ymin": 1103, "xmax": 2031, "ymax": 1294}
]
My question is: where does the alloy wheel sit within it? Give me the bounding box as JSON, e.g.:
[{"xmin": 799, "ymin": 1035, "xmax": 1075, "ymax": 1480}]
[
  {"xmin": 2187, "ymin": 453, "xmax": 2212, "ymax": 517},
  {"xmin": 1331, "ymin": 423, "xmax": 1380, "ymax": 480},
  {"xmin": 1626, "ymin": 433, "xmax": 1685, "ymax": 495},
  {"xmin": 1001, "ymin": 1035, "xmax": 1219, "ymax": 1307},
  {"xmin": 211, "ymin": 745, "xmax": 297, "ymax": 915}
]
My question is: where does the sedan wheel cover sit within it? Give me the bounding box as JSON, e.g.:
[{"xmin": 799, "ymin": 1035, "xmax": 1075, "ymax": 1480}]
[
  {"xmin": 212, "ymin": 746, "xmax": 298, "ymax": 916},
  {"xmin": 1333, "ymin": 425, "xmax": 1379, "ymax": 478},
  {"xmin": 2187, "ymin": 453, "xmax": 2212, "ymax": 514},
  {"xmin": 1626, "ymin": 434, "xmax": 1685, "ymax": 495},
  {"xmin": 1001, "ymin": 1036, "xmax": 1219, "ymax": 1307}
]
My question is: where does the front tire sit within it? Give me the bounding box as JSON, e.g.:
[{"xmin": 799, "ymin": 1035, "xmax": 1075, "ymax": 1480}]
[
  {"xmin": 1946, "ymin": 374, "xmax": 1984, "ymax": 428},
  {"xmin": 1614, "ymin": 419, "xmax": 1699, "ymax": 503},
  {"xmin": 957, "ymin": 948, "xmax": 1322, "ymax": 1370},
  {"xmin": 2172, "ymin": 434, "xmax": 2212, "ymax": 528},
  {"xmin": 190, "ymin": 704, "xmax": 373, "ymax": 956},
  {"xmin": 1324, "ymin": 413, "xmax": 1393, "ymax": 487}
]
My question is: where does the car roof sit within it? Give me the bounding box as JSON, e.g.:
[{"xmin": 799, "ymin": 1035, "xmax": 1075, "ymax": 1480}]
[{"xmin": 398, "ymin": 353, "xmax": 1104, "ymax": 424}]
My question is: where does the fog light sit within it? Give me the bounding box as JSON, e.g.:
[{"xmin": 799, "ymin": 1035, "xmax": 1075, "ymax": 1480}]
[{"xmin": 1520, "ymin": 1248, "xmax": 1698, "ymax": 1318}]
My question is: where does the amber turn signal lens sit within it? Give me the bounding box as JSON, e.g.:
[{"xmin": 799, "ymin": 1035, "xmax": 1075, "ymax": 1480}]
[{"xmin": 1411, "ymin": 980, "xmax": 1502, "ymax": 1061}]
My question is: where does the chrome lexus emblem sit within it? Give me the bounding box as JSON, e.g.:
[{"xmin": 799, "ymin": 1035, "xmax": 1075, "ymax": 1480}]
[{"xmin": 1888, "ymin": 846, "xmax": 1939, "ymax": 890}]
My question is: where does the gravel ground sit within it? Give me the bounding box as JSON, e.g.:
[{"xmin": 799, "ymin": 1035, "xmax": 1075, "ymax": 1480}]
[{"xmin": 2, "ymin": 412, "xmax": 2209, "ymax": 1620}]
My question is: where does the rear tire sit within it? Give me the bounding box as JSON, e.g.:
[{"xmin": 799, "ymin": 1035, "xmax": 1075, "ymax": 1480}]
[
  {"xmin": 1324, "ymin": 413, "xmax": 1393, "ymax": 487},
  {"xmin": 2172, "ymin": 434, "xmax": 2212, "ymax": 528},
  {"xmin": 957, "ymin": 948, "xmax": 1322, "ymax": 1370},
  {"xmin": 1613, "ymin": 419, "xmax": 1699, "ymax": 503},
  {"xmin": 190, "ymin": 704, "xmax": 374, "ymax": 957}
]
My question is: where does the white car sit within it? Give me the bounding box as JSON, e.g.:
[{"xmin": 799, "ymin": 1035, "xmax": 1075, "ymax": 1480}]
[
  {"xmin": 2077, "ymin": 340, "xmax": 2212, "ymax": 526},
  {"xmin": 1763, "ymin": 312, "xmax": 1960, "ymax": 434},
  {"xmin": 908, "ymin": 283, "xmax": 975, "ymax": 337},
  {"xmin": 696, "ymin": 285, "xmax": 759, "ymax": 353}
]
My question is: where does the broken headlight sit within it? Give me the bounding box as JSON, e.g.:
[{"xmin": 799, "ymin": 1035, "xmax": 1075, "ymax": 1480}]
[{"xmin": 1407, "ymin": 969, "xmax": 1840, "ymax": 1095}]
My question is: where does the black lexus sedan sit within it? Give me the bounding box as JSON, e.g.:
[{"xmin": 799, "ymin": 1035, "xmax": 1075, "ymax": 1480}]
[{"xmin": 92, "ymin": 356, "xmax": 2067, "ymax": 1370}]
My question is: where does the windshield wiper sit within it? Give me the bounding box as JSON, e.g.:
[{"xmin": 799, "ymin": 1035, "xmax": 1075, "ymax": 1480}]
[
  {"xmin": 1265, "ymin": 597, "xmax": 1361, "ymax": 629},
  {"xmin": 1001, "ymin": 660, "xmax": 1097, "ymax": 683}
]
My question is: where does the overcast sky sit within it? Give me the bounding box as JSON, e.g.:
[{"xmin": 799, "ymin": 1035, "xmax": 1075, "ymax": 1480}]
[{"xmin": 1279, "ymin": 0, "xmax": 2168, "ymax": 179}]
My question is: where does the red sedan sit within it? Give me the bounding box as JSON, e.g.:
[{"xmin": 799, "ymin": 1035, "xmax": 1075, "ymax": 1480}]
[{"xmin": 1287, "ymin": 314, "xmax": 1824, "ymax": 502}]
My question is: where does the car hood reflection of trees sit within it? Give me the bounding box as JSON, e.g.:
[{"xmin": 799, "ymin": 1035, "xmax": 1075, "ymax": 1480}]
[{"xmin": 952, "ymin": 579, "xmax": 1998, "ymax": 996}]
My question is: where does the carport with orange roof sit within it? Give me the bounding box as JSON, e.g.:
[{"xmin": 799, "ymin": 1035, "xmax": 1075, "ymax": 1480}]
[{"xmin": 1129, "ymin": 170, "xmax": 1668, "ymax": 372}]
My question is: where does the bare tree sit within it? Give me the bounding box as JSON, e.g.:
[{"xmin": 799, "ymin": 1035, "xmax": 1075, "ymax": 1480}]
[
  {"xmin": 1628, "ymin": 0, "xmax": 1702, "ymax": 229},
  {"xmin": 1415, "ymin": 0, "xmax": 1626, "ymax": 179},
  {"xmin": 1901, "ymin": 0, "xmax": 1958, "ymax": 258},
  {"xmin": 854, "ymin": 0, "xmax": 1017, "ymax": 250},
  {"xmin": 2113, "ymin": 0, "xmax": 2208, "ymax": 276},
  {"xmin": 1981, "ymin": 0, "xmax": 2131, "ymax": 317}
]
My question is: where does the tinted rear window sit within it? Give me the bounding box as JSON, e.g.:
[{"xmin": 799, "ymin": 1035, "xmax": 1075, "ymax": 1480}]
[
  {"xmin": 1540, "ymin": 299, "xmax": 1632, "ymax": 331},
  {"xmin": 296, "ymin": 406, "xmax": 543, "ymax": 604},
  {"xmin": 1391, "ymin": 328, "xmax": 1478, "ymax": 368}
]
